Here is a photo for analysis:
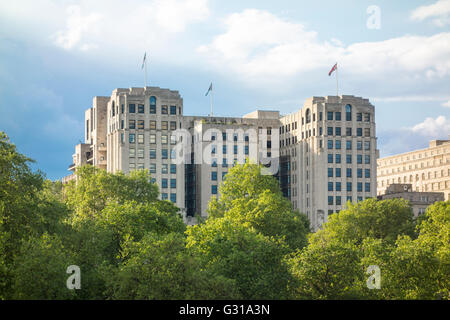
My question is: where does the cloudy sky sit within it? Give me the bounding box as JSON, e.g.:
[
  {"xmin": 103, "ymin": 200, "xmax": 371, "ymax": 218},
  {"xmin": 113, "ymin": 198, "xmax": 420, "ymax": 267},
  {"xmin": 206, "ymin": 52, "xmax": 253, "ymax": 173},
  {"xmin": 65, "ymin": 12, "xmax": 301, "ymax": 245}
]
[{"xmin": 1, "ymin": 0, "xmax": 449, "ymax": 180}]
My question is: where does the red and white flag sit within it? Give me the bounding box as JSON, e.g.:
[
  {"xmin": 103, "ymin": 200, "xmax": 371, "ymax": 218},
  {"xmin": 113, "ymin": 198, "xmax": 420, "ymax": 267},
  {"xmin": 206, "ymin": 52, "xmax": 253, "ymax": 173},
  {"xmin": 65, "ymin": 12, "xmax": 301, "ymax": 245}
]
[{"xmin": 328, "ymin": 63, "xmax": 337, "ymax": 76}]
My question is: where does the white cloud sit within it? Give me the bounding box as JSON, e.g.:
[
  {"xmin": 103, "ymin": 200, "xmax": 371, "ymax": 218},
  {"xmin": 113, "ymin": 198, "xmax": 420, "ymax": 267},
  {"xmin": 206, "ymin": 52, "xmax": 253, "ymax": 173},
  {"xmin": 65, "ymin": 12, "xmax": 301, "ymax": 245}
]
[
  {"xmin": 411, "ymin": 0, "xmax": 450, "ymax": 27},
  {"xmin": 372, "ymin": 95, "xmax": 450, "ymax": 103},
  {"xmin": 441, "ymin": 100, "xmax": 450, "ymax": 107},
  {"xmin": 409, "ymin": 115, "xmax": 450, "ymax": 137},
  {"xmin": 198, "ymin": 9, "xmax": 450, "ymax": 84},
  {"xmin": 52, "ymin": 5, "xmax": 102, "ymax": 51}
]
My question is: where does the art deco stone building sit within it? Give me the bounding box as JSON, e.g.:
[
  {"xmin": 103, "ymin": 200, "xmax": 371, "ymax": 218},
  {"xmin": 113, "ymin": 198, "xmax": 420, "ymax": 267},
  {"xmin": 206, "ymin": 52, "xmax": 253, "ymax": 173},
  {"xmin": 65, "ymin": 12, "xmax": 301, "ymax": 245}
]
[
  {"xmin": 279, "ymin": 95, "xmax": 378, "ymax": 230},
  {"xmin": 65, "ymin": 87, "xmax": 378, "ymax": 229},
  {"xmin": 377, "ymin": 138, "xmax": 450, "ymax": 201}
]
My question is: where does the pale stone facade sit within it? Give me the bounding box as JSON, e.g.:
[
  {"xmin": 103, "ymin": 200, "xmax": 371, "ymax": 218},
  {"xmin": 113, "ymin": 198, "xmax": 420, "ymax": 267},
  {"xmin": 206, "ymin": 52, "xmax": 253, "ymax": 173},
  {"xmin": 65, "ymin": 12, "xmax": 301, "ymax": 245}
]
[
  {"xmin": 377, "ymin": 138, "xmax": 450, "ymax": 201},
  {"xmin": 279, "ymin": 95, "xmax": 378, "ymax": 230},
  {"xmin": 377, "ymin": 183, "xmax": 444, "ymax": 217},
  {"xmin": 64, "ymin": 88, "xmax": 378, "ymax": 229}
]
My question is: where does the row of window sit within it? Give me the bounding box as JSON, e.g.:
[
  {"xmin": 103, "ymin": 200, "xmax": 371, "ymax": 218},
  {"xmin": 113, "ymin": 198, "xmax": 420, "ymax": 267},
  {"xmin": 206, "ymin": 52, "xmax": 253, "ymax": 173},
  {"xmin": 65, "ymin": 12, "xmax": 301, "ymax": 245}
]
[
  {"xmin": 123, "ymin": 120, "xmax": 179, "ymax": 131},
  {"xmin": 327, "ymin": 154, "xmax": 371, "ymax": 165},
  {"xmin": 281, "ymin": 105, "xmax": 371, "ymax": 134},
  {"xmin": 327, "ymin": 140, "xmax": 371, "ymax": 151},
  {"xmin": 161, "ymin": 193, "xmax": 177, "ymax": 203},
  {"xmin": 327, "ymin": 167, "xmax": 371, "ymax": 178},
  {"xmin": 126, "ymin": 133, "xmax": 177, "ymax": 144},
  {"xmin": 117, "ymin": 101, "xmax": 178, "ymax": 116},
  {"xmin": 328, "ymin": 195, "xmax": 367, "ymax": 206},
  {"xmin": 211, "ymin": 145, "xmax": 250, "ymax": 155},
  {"xmin": 328, "ymin": 181, "xmax": 371, "ymax": 192},
  {"xmin": 327, "ymin": 126, "xmax": 370, "ymax": 137},
  {"xmin": 211, "ymin": 171, "xmax": 228, "ymax": 181},
  {"xmin": 130, "ymin": 148, "xmax": 177, "ymax": 160},
  {"xmin": 129, "ymin": 163, "xmax": 177, "ymax": 174},
  {"xmin": 211, "ymin": 132, "xmax": 253, "ymax": 141}
]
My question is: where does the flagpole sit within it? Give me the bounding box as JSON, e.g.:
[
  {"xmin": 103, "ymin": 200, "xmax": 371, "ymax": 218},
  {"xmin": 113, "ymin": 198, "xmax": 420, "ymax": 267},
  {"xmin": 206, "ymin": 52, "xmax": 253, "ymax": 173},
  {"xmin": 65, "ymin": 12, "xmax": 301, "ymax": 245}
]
[
  {"xmin": 336, "ymin": 63, "xmax": 339, "ymax": 97},
  {"xmin": 210, "ymin": 86, "xmax": 213, "ymax": 117},
  {"xmin": 144, "ymin": 57, "xmax": 148, "ymax": 88}
]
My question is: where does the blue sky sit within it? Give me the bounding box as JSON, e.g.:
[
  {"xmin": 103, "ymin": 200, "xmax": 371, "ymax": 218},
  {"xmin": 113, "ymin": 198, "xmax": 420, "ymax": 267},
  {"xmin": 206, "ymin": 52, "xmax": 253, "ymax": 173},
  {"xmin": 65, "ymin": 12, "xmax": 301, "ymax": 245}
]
[{"xmin": 1, "ymin": 0, "xmax": 449, "ymax": 180}]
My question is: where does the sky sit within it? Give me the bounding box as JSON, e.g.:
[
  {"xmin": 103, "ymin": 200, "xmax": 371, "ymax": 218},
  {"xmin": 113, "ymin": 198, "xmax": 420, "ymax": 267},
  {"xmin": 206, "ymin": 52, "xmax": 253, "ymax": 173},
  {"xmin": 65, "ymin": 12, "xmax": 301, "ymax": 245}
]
[{"xmin": 0, "ymin": 0, "xmax": 449, "ymax": 180}]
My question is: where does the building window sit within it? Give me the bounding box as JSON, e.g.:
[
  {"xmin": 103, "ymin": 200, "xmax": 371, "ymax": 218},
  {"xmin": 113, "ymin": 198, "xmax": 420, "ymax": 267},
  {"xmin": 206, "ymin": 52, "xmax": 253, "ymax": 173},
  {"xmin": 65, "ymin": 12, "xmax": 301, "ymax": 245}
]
[
  {"xmin": 170, "ymin": 135, "xmax": 176, "ymax": 145},
  {"xmin": 328, "ymin": 196, "xmax": 333, "ymax": 205},
  {"xmin": 335, "ymin": 140, "xmax": 341, "ymax": 149},
  {"xmin": 211, "ymin": 171, "xmax": 217, "ymax": 181},
  {"xmin": 336, "ymin": 168, "xmax": 341, "ymax": 177},
  {"xmin": 364, "ymin": 128, "xmax": 370, "ymax": 137},
  {"xmin": 328, "ymin": 154, "xmax": 333, "ymax": 163},
  {"xmin": 336, "ymin": 182, "xmax": 341, "ymax": 191},
  {"xmin": 129, "ymin": 104, "xmax": 136, "ymax": 113},
  {"xmin": 150, "ymin": 96, "xmax": 157, "ymax": 113},
  {"xmin": 150, "ymin": 163, "xmax": 156, "ymax": 173},
  {"xmin": 357, "ymin": 168, "xmax": 363, "ymax": 178},
  {"xmin": 357, "ymin": 141, "xmax": 362, "ymax": 150},
  {"xmin": 137, "ymin": 134, "xmax": 144, "ymax": 144},
  {"xmin": 327, "ymin": 111, "xmax": 333, "ymax": 121},
  {"xmin": 121, "ymin": 133, "xmax": 124, "ymax": 143},
  {"xmin": 150, "ymin": 134, "xmax": 156, "ymax": 144},
  {"xmin": 357, "ymin": 182, "xmax": 363, "ymax": 192},
  {"xmin": 170, "ymin": 193, "xmax": 176, "ymax": 203},
  {"xmin": 346, "ymin": 168, "xmax": 352, "ymax": 178},
  {"xmin": 150, "ymin": 121, "xmax": 156, "ymax": 130},
  {"xmin": 129, "ymin": 134, "xmax": 135, "ymax": 143},
  {"xmin": 365, "ymin": 155, "xmax": 370, "ymax": 164},
  {"xmin": 120, "ymin": 120, "xmax": 124, "ymax": 130},
  {"xmin": 306, "ymin": 109, "xmax": 311, "ymax": 123},
  {"xmin": 222, "ymin": 172, "xmax": 227, "ymax": 180},
  {"xmin": 161, "ymin": 121, "xmax": 168, "ymax": 130},
  {"xmin": 212, "ymin": 159, "xmax": 217, "ymax": 167},
  {"xmin": 121, "ymin": 104, "xmax": 124, "ymax": 113},
  {"xmin": 161, "ymin": 135, "xmax": 168, "ymax": 144},
  {"xmin": 161, "ymin": 105, "xmax": 168, "ymax": 114},
  {"xmin": 365, "ymin": 169, "xmax": 371, "ymax": 178},
  {"xmin": 347, "ymin": 182, "xmax": 352, "ymax": 191},
  {"xmin": 335, "ymin": 112, "xmax": 341, "ymax": 121},
  {"xmin": 161, "ymin": 193, "xmax": 168, "ymax": 200},
  {"xmin": 328, "ymin": 140, "xmax": 333, "ymax": 149},
  {"xmin": 137, "ymin": 148, "xmax": 144, "ymax": 158},
  {"xmin": 327, "ymin": 127, "xmax": 333, "ymax": 136},
  {"xmin": 357, "ymin": 196, "xmax": 363, "ymax": 202},
  {"xmin": 346, "ymin": 140, "xmax": 352, "ymax": 150},
  {"xmin": 170, "ymin": 149, "xmax": 176, "ymax": 159},
  {"xmin": 161, "ymin": 178, "xmax": 168, "ymax": 188},
  {"xmin": 245, "ymin": 145, "xmax": 249, "ymax": 155},
  {"xmin": 170, "ymin": 105, "xmax": 177, "ymax": 115},
  {"xmin": 162, "ymin": 164, "xmax": 168, "ymax": 174},
  {"xmin": 346, "ymin": 127, "xmax": 352, "ymax": 136},
  {"xmin": 211, "ymin": 185, "xmax": 218, "ymax": 194},
  {"xmin": 129, "ymin": 148, "xmax": 135, "ymax": 158},
  {"xmin": 364, "ymin": 141, "xmax": 370, "ymax": 150},
  {"xmin": 169, "ymin": 121, "xmax": 176, "ymax": 130},
  {"xmin": 170, "ymin": 164, "xmax": 176, "ymax": 174},
  {"xmin": 328, "ymin": 182, "xmax": 333, "ymax": 191},
  {"xmin": 129, "ymin": 120, "xmax": 136, "ymax": 129},
  {"xmin": 336, "ymin": 196, "xmax": 341, "ymax": 205},
  {"xmin": 138, "ymin": 104, "xmax": 144, "ymax": 113},
  {"xmin": 357, "ymin": 155, "xmax": 362, "ymax": 164},
  {"xmin": 162, "ymin": 149, "xmax": 168, "ymax": 159},
  {"xmin": 328, "ymin": 168, "xmax": 333, "ymax": 177},
  {"xmin": 129, "ymin": 163, "xmax": 135, "ymax": 170},
  {"xmin": 336, "ymin": 154, "xmax": 341, "ymax": 164},
  {"xmin": 138, "ymin": 120, "xmax": 145, "ymax": 129},
  {"xmin": 346, "ymin": 154, "xmax": 352, "ymax": 163},
  {"xmin": 233, "ymin": 145, "xmax": 238, "ymax": 154},
  {"xmin": 365, "ymin": 183, "xmax": 371, "ymax": 192},
  {"xmin": 170, "ymin": 179, "xmax": 176, "ymax": 188},
  {"xmin": 357, "ymin": 113, "xmax": 362, "ymax": 121},
  {"xmin": 345, "ymin": 104, "xmax": 352, "ymax": 121},
  {"xmin": 364, "ymin": 113, "xmax": 370, "ymax": 122},
  {"xmin": 335, "ymin": 127, "xmax": 341, "ymax": 136},
  {"xmin": 150, "ymin": 149, "xmax": 156, "ymax": 159},
  {"xmin": 357, "ymin": 128, "xmax": 362, "ymax": 136}
]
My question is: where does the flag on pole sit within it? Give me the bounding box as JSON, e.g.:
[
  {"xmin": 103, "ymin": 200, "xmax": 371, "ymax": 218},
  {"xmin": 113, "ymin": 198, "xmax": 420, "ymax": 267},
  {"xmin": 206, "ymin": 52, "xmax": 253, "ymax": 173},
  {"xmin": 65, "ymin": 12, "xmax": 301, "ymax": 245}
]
[
  {"xmin": 141, "ymin": 52, "xmax": 147, "ymax": 69},
  {"xmin": 328, "ymin": 63, "xmax": 337, "ymax": 76},
  {"xmin": 205, "ymin": 82, "xmax": 213, "ymax": 96}
]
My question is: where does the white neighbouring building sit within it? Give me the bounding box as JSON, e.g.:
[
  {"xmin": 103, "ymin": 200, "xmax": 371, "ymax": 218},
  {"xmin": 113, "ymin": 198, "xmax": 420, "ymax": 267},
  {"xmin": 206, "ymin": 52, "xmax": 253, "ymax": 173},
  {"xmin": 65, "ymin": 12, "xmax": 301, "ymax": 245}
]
[{"xmin": 64, "ymin": 87, "xmax": 378, "ymax": 230}]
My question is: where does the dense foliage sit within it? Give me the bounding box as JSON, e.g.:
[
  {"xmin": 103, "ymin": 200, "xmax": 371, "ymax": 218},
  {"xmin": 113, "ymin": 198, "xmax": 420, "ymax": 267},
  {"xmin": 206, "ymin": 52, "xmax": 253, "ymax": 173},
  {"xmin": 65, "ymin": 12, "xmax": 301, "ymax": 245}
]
[{"xmin": 0, "ymin": 131, "xmax": 448, "ymax": 299}]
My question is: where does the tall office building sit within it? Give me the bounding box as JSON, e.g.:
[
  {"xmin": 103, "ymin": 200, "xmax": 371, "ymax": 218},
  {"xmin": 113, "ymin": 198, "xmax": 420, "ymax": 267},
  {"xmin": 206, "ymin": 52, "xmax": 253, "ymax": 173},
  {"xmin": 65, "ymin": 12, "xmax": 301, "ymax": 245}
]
[
  {"xmin": 377, "ymin": 138, "xmax": 450, "ymax": 201},
  {"xmin": 279, "ymin": 95, "xmax": 378, "ymax": 230},
  {"xmin": 65, "ymin": 88, "xmax": 378, "ymax": 229}
]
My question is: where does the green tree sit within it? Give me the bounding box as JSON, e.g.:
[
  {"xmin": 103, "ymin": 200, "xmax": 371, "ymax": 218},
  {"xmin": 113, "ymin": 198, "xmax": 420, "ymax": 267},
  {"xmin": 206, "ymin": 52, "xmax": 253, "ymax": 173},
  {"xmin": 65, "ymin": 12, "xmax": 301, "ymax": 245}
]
[
  {"xmin": 186, "ymin": 218, "xmax": 293, "ymax": 299},
  {"xmin": 106, "ymin": 232, "xmax": 239, "ymax": 299},
  {"xmin": 208, "ymin": 162, "xmax": 309, "ymax": 251}
]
